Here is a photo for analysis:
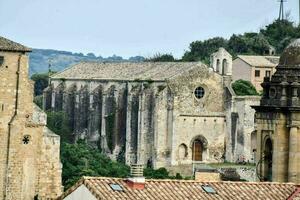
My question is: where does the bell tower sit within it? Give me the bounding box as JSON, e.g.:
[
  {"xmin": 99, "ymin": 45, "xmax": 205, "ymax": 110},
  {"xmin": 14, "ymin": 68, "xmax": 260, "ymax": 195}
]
[{"xmin": 210, "ymin": 48, "xmax": 232, "ymax": 76}]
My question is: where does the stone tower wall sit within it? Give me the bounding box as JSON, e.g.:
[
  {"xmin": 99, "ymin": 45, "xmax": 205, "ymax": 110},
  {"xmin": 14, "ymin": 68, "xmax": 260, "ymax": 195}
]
[{"xmin": 0, "ymin": 51, "xmax": 61, "ymax": 200}]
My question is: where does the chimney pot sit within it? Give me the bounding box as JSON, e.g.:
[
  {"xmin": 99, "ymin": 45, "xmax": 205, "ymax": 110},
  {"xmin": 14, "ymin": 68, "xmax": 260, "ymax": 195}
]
[{"xmin": 126, "ymin": 164, "xmax": 145, "ymax": 190}]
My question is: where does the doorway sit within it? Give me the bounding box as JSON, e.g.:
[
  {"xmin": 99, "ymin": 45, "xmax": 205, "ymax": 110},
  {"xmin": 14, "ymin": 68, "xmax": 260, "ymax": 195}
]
[{"xmin": 193, "ymin": 140, "xmax": 203, "ymax": 161}]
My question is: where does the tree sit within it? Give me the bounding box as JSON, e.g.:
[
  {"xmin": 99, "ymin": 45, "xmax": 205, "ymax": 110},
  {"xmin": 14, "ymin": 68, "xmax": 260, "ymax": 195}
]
[
  {"xmin": 182, "ymin": 37, "xmax": 228, "ymax": 63},
  {"xmin": 46, "ymin": 111, "xmax": 73, "ymax": 143},
  {"xmin": 228, "ymin": 34, "xmax": 249, "ymax": 55},
  {"xmin": 260, "ymin": 19, "xmax": 298, "ymax": 53},
  {"xmin": 61, "ymin": 140, "xmax": 130, "ymax": 189},
  {"xmin": 31, "ymin": 73, "xmax": 50, "ymax": 96},
  {"xmin": 232, "ymin": 80, "xmax": 258, "ymax": 96},
  {"xmin": 145, "ymin": 53, "xmax": 175, "ymax": 62}
]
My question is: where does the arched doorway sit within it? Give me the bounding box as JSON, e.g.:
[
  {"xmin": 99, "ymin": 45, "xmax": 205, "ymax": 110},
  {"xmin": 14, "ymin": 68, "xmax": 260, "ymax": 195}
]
[
  {"xmin": 193, "ymin": 140, "xmax": 204, "ymax": 161},
  {"xmin": 251, "ymin": 131, "xmax": 257, "ymax": 162},
  {"xmin": 222, "ymin": 59, "xmax": 228, "ymax": 75},
  {"xmin": 262, "ymin": 138, "xmax": 273, "ymax": 181}
]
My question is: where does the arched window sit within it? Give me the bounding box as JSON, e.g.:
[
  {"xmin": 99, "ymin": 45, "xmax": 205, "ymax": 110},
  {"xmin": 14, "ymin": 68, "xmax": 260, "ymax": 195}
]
[
  {"xmin": 222, "ymin": 59, "xmax": 228, "ymax": 75},
  {"xmin": 216, "ymin": 59, "xmax": 220, "ymax": 73},
  {"xmin": 178, "ymin": 144, "xmax": 188, "ymax": 160},
  {"xmin": 263, "ymin": 138, "xmax": 273, "ymax": 181}
]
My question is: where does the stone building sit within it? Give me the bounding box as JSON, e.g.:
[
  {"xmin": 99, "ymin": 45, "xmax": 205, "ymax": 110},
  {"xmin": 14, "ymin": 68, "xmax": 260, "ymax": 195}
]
[
  {"xmin": 44, "ymin": 48, "xmax": 259, "ymax": 174},
  {"xmin": 0, "ymin": 36, "xmax": 62, "ymax": 200},
  {"xmin": 253, "ymin": 39, "xmax": 300, "ymax": 183},
  {"xmin": 232, "ymin": 55, "xmax": 279, "ymax": 91}
]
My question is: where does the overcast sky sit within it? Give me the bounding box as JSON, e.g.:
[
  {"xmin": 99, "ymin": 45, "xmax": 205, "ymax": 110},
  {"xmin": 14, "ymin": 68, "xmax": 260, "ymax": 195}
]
[{"xmin": 0, "ymin": 0, "xmax": 299, "ymax": 58}]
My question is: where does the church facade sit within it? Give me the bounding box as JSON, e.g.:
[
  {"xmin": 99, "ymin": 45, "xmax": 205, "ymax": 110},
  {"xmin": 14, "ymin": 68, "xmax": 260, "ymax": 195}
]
[
  {"xmin": 0, "ymin": 36, "xmax": 62, "ymax": 200},
  {"xmin": 44, "ymin": 48, "xmax": 258, "ymax": 174},
  {"xmin": 254, "ymin": 39, "xmax": 300, "ymax": 184}
]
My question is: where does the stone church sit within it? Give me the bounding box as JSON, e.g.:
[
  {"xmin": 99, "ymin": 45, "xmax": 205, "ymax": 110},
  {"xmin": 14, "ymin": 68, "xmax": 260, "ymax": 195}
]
[
  {"xmin": 254, "ymin": 39, "xmax": 300, "ymax": 184},
  {"xmin": 0, "ymin": 36, "xmax": 62, "ymax": 200},
  {"xmin": 44, "ymin": 48, "xmax": 258, "ymax": 174}
]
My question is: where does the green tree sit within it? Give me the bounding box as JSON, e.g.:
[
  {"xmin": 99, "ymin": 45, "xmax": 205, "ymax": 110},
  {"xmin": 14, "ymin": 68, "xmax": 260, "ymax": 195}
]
[
  {"xmin": 46, "ymin": 111, "xmax": 72, "ymax": 143},
  {"xmin": 31, "ymin": 73, "xmax": 49, "ymax": 96},
  {"xmin": 260, "ymin": 19, "xmax": 299, "ymax": 53},
  {"xmin": 232, "ymin": 80, "xmax": 259, "ymax": 96},
  {"xmin": 146, "ymin": 53, "xmax": 175, "ymax": 62},
  {"xmin": 182, "ymin": 37, "xmax": 227, "ymax": 63},
  {"xmin": 61, "ymin": 140, "xmax": 130, "ymax": 189}
]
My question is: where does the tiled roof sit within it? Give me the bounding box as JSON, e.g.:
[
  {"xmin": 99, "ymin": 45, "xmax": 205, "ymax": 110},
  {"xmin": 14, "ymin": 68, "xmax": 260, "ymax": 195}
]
[
  {"xmin": 0, "ymin": 36, "xmax": 31, "ymax": 52},
  {"xmin": 58, "ymin": 177, "xmax": 298, "ymax": 200},
  {"xmin": 51, "ymin": 61, "xmax": 205, "ymax": 81},
  {"xmin": 237, "ymin": 55, "xmax": 279, "ymax": 67}
]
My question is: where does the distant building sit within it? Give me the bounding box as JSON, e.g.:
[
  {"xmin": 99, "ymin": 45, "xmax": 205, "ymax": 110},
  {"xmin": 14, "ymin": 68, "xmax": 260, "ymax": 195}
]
[
  {"xmin": 232, "ymin": 55, "xmax": 279, "ymax": 92},
  {"xmin": 44, "ymin": 48, "xmax": 260, "ymax": 175},
  {"xmin": 58, "ymin": 176, "xmax": 300, "ymax": 200},
  {"xmin": 0, "ymin": 36, "xmax": 62, "ymax": 200},
  {"xmin": 253, "ymin": 39, "xmax": 300, "ymax": 184}
]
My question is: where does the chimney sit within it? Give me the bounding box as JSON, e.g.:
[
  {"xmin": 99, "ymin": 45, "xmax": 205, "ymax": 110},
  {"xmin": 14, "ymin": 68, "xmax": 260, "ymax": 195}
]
[{"xmin": 126, "ymin": 164, "xmax": 145, "ymax": 190}]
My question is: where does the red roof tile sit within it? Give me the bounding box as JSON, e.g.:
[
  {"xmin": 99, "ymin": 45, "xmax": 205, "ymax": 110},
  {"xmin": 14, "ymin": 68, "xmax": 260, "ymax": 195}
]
[{"xmin": 58, "ymin": 177, "xmax": 299, "ymax": 200}]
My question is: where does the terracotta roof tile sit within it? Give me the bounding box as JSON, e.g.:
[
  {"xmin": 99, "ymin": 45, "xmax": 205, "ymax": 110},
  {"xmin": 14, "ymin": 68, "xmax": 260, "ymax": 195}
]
[
  {"xmin": 237, "ymin": 55, "xmax": 279, "ymax": 67},
  {"xmin": 51, "ymin": 61, "xmax": 205, "ymax": 81},
  {"xmin": 0, "ymin": 36, "xmax": 31, "ymax": 52},
  {"xmin": 58, "ymin": 177, "xmax": 299, "ymax": 200}
]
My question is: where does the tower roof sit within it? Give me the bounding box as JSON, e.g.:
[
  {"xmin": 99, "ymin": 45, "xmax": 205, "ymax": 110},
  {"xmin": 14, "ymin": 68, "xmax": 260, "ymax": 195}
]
[
  {"xmin": 279, "ymin": 39, "xmax": 300, "ymax": 66},
  {"xmin": 0, "ymin": 36, "xmax": 31, "ymax": 52}
]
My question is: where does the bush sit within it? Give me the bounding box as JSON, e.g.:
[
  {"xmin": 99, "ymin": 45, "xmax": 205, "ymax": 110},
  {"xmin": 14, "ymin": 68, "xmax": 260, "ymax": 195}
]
[
  {"xmin": 232, "ymin": 79, "xmax": 258, "ymax": 96},
  {"xmin": 61, "ymin": 140, "xmax": 130, "ymax": 189}
]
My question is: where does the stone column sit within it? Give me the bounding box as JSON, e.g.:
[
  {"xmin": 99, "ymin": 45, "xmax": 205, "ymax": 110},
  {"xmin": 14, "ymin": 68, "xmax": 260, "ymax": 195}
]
[
  {"xmin": 51, "ymin": 90, "xmax": 55, "ymax": 109},
  {"xmin": 288, "ymin": 124, "xmax": 298, "ymax": 182},
  {"xmin": 125, "ymin": 84, "xmax": 133, "ymax": 165},
  {"xmin": 101, "ymin": 93, "xmax": 108, "ymax": 153},
  {"xmin": 137, "ymin": 85, "xmax": 145, "ymax": 165}
]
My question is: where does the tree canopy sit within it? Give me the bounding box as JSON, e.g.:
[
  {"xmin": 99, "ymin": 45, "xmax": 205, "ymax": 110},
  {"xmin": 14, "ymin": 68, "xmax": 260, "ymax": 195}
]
[
  {"xmin": 232, "ymin": 80, "xmax": 259, "ymax": 96},
  {"xmin": 182, "ymin": 19, "xmax": 300, "ymax": 63}
]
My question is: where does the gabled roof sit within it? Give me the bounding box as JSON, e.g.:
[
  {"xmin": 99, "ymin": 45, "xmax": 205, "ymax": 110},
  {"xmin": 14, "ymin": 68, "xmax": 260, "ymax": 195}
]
[
  {"xmin": 51, "ymin": 62, "xmax": 205, "ymax": 81},
  {"xmin": 0, "ymin": 36, "xmax": 31, "ymax": 52},
  {"xmin": 237, "ymin": 55, "xmax": 279, "ymax": 67},
  {"xmin": 58, "ymin": 176, "xmax": 298, "ymax": 200}
]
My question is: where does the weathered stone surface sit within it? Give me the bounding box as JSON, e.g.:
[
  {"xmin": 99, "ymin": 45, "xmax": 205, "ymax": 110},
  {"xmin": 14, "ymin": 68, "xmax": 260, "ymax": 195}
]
[
  {"xmin": 0, "ymin": 49, "xmax": 62, "ymax": 200},
  {"xmin": 254, "ymin": 39, "xmax": 300, "ymax": 184}
]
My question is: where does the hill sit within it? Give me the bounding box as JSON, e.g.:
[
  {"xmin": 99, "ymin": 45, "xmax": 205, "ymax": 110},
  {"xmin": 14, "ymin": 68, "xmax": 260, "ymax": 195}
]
[{"xmin": 29, "ymin": 49, "xmax": 145, "ymax": 75}]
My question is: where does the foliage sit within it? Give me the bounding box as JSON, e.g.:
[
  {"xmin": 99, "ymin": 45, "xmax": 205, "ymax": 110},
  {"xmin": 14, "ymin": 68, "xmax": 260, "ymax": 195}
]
[
  {"xmin": 145, "ymin": 53, "xmax": 175, "ymax": 62},
  {"xmin": 31, "ymin": 73, "xmax": 50, "ymax": 96},
  {"xmin": 182, "ymin": 37, "xmax": 227, "ymax": 63},
  {"xmin": 182, "ymin": 19, "xmax": 300, "ymax": 64},
  {"xmin": 232, "ymin": 79, "xmax": 259, "ymax": 96},
  {"xmin": 61, "ymin": 140, "xmax": 130, "ymax": 190},
  {"xmin": 33, "ymin": 95, "xmax": 43, "ymax": 108},
  {"xmin": 46, "ymin": 111, "xmax": 73, "ymax": 143},
  {"xmin": 144, "ymin": 167, "xmax": 183, "ymax": 179}
]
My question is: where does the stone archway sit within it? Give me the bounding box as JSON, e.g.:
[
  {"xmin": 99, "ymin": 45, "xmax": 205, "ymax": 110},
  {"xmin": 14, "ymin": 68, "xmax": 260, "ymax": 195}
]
[
  {"xmin": 222, "ymin": 59, "xmax": 228, "ymax": 75},
  {"xmin": 190, "ymin": 135, "xmax": 208, "ymax": 162},
  {"xmin": 262, "ymin": 137, "xmax": 273, "ymax": 181}
]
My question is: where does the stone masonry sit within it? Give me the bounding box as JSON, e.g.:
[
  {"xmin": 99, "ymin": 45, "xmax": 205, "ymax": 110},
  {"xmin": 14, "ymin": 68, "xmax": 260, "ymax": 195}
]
[{"xmin": 0, "ymin": 36, "xmax": 62, "ymax": 200}]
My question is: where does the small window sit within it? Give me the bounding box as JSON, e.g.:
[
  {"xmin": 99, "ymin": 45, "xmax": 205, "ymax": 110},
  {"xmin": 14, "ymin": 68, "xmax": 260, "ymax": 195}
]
[
  {"xmin": 202, "ymin": 185, "xmax": 217, "ymax": 194},
  {"xmin": 265, "ymin": 70, "xmax": 271, "ymax": 77},
  {"xmin": 194, "ymin": 87, "xmax": 205, "ymax": 99},
  {"xmin": 255, "ymin": 70, "xmax": 260, "ymax": 77},
  {"xmin": 110, "ymin": 184, "xmax": 123, "ymax": 191}
]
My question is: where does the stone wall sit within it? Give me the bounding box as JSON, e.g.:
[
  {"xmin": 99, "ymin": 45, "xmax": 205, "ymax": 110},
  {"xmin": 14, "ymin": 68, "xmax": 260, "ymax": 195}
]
[
  {"xmin": 225, "ymin": 95, "xmax": 260, "ymax": 163},
  {"xmin": 0, "ymin": 51, "xmax": 61, "ymax": 200}
]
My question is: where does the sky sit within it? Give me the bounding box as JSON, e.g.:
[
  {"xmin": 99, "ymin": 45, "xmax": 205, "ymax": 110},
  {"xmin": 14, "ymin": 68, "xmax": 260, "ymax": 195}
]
[{"xmin": 0, "ymin": 0, "xmax": 299, "ymax": 58}]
